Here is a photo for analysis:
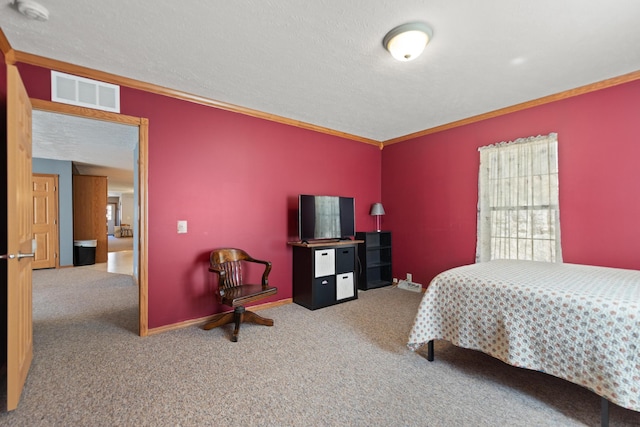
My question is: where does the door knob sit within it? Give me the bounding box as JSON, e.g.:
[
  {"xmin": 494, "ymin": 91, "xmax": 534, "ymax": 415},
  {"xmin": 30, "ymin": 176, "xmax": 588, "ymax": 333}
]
[
  {"xmin": 17, "ymin": 252, "xmax": 35, "ymax": 259},
  {"xmin": 0, "ymin": 252, "xmax": 35, "ymax": 260}
]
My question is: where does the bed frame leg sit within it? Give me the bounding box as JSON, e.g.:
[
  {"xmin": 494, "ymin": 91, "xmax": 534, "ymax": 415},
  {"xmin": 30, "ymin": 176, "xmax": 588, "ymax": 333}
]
[
  {"xmin": 427, "ymin": 340, "xmax": 434, "ymax": 362},
  {"xmin": 601, "ymin": 397, "xmax": 609, "ymax": 427},
  {"xmin": 600, "ymin": 397, "xmax": 609, "ymax": 427}
]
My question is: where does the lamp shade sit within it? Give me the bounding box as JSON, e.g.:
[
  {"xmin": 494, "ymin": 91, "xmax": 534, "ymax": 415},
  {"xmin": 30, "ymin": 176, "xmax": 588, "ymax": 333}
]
[
  {"xmin": 383, "ymin": 22, "xmax": 433, "ymax": 61},
  {"xmin": 370, "ymin": 203, "xmax": 386, "ymax": 216}
]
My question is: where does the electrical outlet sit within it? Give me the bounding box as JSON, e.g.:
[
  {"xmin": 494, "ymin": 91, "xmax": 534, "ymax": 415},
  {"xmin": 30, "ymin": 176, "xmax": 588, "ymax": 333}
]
[
  {"xmin": 406, "ymin": 273, "xmax": 412, "ymax": 282},
  {"xmin": 177, "ymin": 220, "xmax": 188, "ymax": 234}
]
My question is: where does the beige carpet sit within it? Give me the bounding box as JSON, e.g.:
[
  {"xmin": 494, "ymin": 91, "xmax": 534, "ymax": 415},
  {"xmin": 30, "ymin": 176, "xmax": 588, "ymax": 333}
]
[{"xmin": 1, "ymin": 268, "xmax": 639, "ymax": 426}]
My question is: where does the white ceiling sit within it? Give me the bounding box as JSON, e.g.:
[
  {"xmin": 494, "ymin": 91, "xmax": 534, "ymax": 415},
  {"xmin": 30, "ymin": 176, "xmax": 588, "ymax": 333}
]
[{"xmin": 3, "ymin": 1, "xmax": 640, "ymax": 170}]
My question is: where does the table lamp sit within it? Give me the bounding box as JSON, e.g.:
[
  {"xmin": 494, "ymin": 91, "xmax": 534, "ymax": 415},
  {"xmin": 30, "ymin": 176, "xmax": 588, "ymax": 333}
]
[{"xmin": 370, "ymin": 202, "xmax": 385, "ymax": 232}]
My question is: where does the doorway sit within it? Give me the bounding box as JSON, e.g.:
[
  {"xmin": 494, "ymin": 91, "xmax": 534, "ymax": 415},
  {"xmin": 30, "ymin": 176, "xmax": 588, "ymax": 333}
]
[
  {"xmin": 30, "ymin": 98, "xmax": 149, "ymax": 337},
  {"xmin": 107, "ymin": 202, "xmax": 117, "ymax": 236}
]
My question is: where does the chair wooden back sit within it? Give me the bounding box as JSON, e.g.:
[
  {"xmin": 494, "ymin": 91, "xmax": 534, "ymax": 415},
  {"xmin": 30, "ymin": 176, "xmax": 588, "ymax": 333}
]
[
  {"xmin": 210, "ymin": 248, "xmax": 250, "ymax": 289},
  {"xmin": 210, "ymin": 248, "xmax": 272, "ymax": 292}
]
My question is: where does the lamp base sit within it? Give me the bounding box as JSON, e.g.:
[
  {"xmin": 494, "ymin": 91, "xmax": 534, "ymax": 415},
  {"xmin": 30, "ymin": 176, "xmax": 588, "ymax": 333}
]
[{"xmin": 375, "ymin": 215, "xmax": 382, "ymax": 232}]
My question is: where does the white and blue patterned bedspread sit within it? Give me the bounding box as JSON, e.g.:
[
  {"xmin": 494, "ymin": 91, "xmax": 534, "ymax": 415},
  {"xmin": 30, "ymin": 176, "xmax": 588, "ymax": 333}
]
[{"xmin": 407, "ymin": 260, "xmax": 640, "ymax": 412}]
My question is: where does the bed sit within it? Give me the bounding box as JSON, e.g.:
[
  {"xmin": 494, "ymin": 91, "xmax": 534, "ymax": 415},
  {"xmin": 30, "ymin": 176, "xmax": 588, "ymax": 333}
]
[{"xmin": 407, "ymin": 260, "xmax": 640, "ymax": 426}]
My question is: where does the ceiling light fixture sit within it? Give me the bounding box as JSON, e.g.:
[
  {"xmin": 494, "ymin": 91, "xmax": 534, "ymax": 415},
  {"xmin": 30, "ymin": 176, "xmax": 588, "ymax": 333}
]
[
  {"xmin": 15, "ymin": 0, "xmax": 50, "ymax": 21},
  {"xmin": 383, "ymin": 22, "xmax": 433, "ymax": 62}
]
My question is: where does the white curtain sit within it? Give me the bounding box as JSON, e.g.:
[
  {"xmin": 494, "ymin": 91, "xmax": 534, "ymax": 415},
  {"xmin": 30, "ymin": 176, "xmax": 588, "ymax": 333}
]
[{"xmin": 476, "ymin": 133, "xmax": 561, "ymax": 263}]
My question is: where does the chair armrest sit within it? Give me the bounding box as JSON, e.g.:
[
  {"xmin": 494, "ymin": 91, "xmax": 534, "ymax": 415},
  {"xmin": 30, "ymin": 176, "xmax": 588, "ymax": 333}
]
[
  {"xmin": 209, "ymin": 265, "xmax": 226, "ymax": 281},
  {"xmin": 245, "ymin": 257, "xmax": 272, "ymax": 288}
]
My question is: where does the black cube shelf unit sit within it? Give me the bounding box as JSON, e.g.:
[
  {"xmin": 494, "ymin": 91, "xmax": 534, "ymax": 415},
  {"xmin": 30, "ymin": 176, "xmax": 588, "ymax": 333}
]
[
  {"xmin": 289, "ymin": 240, "xmax": 361, "ymax": 310},
  {"xmin": 356, "ymin": 231, "xmax": 392, "ymax": 290}
]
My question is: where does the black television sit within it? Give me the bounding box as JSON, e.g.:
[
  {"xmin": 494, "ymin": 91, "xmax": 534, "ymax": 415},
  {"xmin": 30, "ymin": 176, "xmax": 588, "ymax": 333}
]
[{"xmin": 298, "ymin": 195, "xmax": 355, "ymax": 242}]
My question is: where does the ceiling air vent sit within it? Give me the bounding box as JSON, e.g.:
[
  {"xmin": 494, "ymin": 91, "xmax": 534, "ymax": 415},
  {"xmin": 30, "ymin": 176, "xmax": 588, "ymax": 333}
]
[{"xmin": 51, "ymin": 71, "xmax": 120, "ymax": 113}]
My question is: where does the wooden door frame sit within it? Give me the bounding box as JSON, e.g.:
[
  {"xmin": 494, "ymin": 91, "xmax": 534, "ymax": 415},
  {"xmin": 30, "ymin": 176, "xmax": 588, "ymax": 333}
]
[{"xmin": 30, "ymin": 98, "xmax": 149, "ymax": 337}]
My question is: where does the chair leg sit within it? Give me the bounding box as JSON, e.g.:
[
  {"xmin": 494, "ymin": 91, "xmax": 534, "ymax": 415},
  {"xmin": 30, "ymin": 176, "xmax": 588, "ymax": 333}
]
[
  {"xmin": 232, "ymin": 307, "xmax": 244, "ymax": 342},
  {"xmin": 204, "ymin": 306, "xmax": 274, "ymax": 342},
  {"xmin": 232, "ymin": 308, "xmax": 273, "ymax": 342},
  {"xmin": 243, "ymin": 310, "xmax": 274, "ymax": 327},
  {"xmin": 203, "ymin": 311, "xmax": 234, "ymax": 330}
]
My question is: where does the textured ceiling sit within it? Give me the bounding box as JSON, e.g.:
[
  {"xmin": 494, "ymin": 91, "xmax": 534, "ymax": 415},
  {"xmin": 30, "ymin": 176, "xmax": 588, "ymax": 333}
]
[
  {"xmin": 3, "ymin": 1, "xmax": 640, "ymax": 184},
  {"xmin": 32, "ymin": 110, "xmax": 138, "ymax": 194}
]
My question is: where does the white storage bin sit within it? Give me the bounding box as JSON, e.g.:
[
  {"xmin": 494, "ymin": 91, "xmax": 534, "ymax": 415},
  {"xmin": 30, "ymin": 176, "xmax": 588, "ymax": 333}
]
[
  {"xmin": 336, "ymin": 272, "xmax": 355, "ymax": 300},
  {"xmin": 314, "ymin": 249, "xmax": 335, "ymax": 278}
]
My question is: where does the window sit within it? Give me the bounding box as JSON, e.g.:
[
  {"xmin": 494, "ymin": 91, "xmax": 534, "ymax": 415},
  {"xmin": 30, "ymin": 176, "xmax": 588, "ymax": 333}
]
[{"xmin": 476, "ymin": 133, "xmax": 561, "ymax": 263}]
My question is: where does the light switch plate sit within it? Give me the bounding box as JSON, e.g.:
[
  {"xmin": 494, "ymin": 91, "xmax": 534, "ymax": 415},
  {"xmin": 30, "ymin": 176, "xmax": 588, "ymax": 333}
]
[{"xmin": 177, "ymin": 220, "xmax": 187, "ymax": 234}]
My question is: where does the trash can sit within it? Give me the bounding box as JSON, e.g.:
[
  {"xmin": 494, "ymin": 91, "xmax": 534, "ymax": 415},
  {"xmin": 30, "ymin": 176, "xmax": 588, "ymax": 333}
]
[{"xmin": 73, "ymin": 239, "xmax": 97, "ymax": 266}]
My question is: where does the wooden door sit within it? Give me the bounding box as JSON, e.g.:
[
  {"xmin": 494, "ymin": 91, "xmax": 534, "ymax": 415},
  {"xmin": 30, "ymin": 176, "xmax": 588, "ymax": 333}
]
[
  {"xmin": 32, "ymin": 174, "xmax": 59, "ymax": 269},
  {"xmin": 5, "ymin": 64, "xmax": 34, "ymax": 411},
  {"xmin": 72, "ymin": 175, "xmax": 107, "ymax": 263}
]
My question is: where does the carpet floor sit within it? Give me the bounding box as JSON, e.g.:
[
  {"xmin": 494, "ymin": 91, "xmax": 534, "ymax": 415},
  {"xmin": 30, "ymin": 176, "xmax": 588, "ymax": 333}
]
[{"xmin": 1, "ymin": 269, "xmax": 639, "ymax": 426}]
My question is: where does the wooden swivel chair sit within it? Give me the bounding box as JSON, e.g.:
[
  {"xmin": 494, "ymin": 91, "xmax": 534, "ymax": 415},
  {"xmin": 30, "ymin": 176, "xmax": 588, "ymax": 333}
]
[{"xmin": 203, "ymin": 248, "xmax": 277, "ymax": 342}]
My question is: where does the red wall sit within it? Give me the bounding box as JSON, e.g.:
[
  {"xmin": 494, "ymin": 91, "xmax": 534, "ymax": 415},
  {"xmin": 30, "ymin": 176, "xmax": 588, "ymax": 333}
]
[
  {"xmin": 14, "ymin": 61, "xmax": 640, "ymax": 325},
  {"xmin": 17, "ymin": 63, "xmax": 382, "ymax": 328},
  {"xmin": 382, "ymin": 80, "xmax": 640, "ymax": 287}
]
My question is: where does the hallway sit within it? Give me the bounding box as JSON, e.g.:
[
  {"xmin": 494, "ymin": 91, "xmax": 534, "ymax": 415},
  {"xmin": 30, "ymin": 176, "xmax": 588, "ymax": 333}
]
[{"xmin": 87, "ymin": 249, "xmax": 133, "ymax": 276}]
